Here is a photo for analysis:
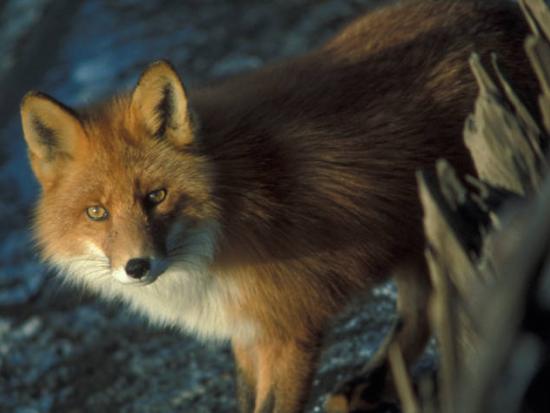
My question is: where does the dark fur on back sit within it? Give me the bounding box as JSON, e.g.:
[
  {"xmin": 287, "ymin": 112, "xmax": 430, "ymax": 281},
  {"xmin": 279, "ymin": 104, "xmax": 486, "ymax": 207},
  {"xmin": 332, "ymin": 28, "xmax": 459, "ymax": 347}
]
[{"xmin": 181, "ymin": 0, "xmax": 533, "ymax": 341}]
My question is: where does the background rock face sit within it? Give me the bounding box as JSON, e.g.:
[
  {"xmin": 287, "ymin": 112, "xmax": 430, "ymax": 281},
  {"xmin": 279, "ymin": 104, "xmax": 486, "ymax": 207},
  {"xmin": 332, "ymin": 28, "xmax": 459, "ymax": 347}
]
[{"xmin": 0, "ymin": 1, "xmax": 434, "ymax": 412}]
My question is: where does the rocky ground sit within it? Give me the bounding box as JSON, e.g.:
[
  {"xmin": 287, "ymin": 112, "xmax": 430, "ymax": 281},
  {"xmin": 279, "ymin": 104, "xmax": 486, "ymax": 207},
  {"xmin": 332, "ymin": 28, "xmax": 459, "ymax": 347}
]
[{"xmin": 0, "ymin": 1, "xmax": 434, "ymax": 412}]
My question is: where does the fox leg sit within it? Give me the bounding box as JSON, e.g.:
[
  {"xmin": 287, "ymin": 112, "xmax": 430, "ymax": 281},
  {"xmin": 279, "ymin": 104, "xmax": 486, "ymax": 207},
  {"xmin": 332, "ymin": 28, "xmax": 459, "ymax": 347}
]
[
  {"xmin": 233, "ymin": 341, "xmax": 258, "ymax": 413},
  {"xmin": 233, "ymin": 335, "xmax": 321, "ymax": 413},
  {"xmin": 325, "ymin": 258, "xmax": 432, "ymax": 413}
]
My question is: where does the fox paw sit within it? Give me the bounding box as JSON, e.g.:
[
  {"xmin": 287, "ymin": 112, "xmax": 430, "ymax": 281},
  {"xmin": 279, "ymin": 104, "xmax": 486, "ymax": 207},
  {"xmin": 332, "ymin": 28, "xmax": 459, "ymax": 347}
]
[{"xmin": 324, "ymin": 364, "xmax": 400, "ymax": 413}]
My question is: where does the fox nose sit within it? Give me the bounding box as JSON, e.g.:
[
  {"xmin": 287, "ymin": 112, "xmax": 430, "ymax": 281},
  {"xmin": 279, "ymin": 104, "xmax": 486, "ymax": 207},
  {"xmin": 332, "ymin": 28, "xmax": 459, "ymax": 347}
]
[{"xmin": 125, "ymin": 258, "xmax": 151, "ymax": 279}]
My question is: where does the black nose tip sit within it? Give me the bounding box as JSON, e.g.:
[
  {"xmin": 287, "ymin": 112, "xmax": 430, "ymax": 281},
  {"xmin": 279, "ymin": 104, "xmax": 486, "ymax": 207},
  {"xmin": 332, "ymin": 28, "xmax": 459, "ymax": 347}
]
[{"xmin": 125, "ymin": 258, "xmax": 151, "ymax": 279}]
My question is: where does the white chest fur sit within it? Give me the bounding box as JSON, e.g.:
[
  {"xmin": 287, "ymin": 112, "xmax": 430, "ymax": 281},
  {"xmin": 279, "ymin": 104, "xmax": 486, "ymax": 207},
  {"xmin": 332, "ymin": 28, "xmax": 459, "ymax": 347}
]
[
  {"xmin": 52, "ymin": 221, "xmax": 257, "ymax": 342},
  {"xmin": 119, "ymin": 266, "xmax": 255, "ymax": 342},
  {"xmin": 57, "ymin": 260, "xmax": 256, "ymax": 342}
]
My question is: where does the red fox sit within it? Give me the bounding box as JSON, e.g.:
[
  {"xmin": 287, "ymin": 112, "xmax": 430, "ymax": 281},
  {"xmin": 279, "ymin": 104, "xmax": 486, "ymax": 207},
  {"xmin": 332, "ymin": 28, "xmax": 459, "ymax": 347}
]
[{"xmin": 20, "ymin": 1, "xmax": 533, "ymax": 412}]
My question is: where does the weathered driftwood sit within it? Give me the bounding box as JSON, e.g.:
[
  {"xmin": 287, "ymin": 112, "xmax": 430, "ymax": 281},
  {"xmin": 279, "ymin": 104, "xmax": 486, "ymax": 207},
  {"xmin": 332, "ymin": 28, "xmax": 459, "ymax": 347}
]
[
  {"xmin": 464, "ymin": 53, "xmax": 546, "ymax": 196},
  {"xmin": 393, "ymin": 0, "xmax": 550, "ymax": 412}
]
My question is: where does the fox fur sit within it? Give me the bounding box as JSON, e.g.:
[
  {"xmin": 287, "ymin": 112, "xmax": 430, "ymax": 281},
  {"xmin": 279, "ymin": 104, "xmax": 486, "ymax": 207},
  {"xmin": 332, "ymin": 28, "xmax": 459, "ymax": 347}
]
[{"xmin": 21, "ymin": 1, "xmax": 534, "ymax": 412}]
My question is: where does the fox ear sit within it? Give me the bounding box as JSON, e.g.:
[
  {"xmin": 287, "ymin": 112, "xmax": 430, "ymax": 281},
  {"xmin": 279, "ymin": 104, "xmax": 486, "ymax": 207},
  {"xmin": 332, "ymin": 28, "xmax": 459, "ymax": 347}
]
[
  {"xmin": 131, "ymin": 60, "xmax": 194, "ymax": 147},
  {"xmin": 20, "ymin": 92, "xmax": 86, "ymax": 188}
]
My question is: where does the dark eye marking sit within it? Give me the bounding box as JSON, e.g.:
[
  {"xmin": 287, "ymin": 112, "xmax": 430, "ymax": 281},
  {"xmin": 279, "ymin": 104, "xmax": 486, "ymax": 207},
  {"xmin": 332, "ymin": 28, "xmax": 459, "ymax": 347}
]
[{"xmin": 86, "ymin": 205, "xmax": 109, "ymax": 221}]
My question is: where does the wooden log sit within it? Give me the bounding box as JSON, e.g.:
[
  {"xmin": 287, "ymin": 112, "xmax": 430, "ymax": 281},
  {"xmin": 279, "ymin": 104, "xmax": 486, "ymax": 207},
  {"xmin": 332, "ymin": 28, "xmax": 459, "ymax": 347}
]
[
  {"xmin": 405, "ymin": 1, "xmax": 550, "ymax": 413},
  {"xmin": 464, "ymin": 54, "xmax": 545, "ymax": 195}
]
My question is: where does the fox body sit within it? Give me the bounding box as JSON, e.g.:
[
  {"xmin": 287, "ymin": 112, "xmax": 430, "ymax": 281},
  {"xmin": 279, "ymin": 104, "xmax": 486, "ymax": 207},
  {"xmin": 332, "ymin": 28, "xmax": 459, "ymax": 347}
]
[{"xmin": 21, "ymin": 1, "xmax": 533, "ymax": 412}]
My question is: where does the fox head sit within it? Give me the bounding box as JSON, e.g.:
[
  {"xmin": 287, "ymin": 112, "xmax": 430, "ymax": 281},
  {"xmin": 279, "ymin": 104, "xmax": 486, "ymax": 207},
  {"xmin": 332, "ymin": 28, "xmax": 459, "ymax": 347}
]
[{"xmin": 20, "ymin": 61, "xmax": 220, "ymax": 291}]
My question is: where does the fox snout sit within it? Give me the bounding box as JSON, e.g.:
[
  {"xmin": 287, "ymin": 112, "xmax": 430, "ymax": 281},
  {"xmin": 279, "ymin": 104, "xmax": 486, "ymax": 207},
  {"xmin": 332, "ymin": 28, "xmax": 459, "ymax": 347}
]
[
  {"xmin": 125, "ymin": 258, "xmax": 151, "ymax": 279},
  {"xmin": 111, "ymin": 256, "xmax": 168, "ymax": 285}
]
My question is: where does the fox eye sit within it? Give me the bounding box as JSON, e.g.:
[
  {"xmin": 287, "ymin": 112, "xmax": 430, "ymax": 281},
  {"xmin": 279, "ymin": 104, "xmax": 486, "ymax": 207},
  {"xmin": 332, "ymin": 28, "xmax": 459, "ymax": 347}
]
[
  {"xmin": 146, "ymin": 189, "xmax": 166, "ymax": 205},
  {"xmin": 86, "ymin": 205, "xmax": 109, "ymax": 221}
]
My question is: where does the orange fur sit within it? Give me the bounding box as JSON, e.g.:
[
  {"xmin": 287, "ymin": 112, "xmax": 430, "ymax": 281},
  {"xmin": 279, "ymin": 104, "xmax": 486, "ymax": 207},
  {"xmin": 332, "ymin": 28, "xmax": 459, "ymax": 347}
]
[{"xmin": 21, "ymin": 1, "xmax": 535, "ymax": 412}]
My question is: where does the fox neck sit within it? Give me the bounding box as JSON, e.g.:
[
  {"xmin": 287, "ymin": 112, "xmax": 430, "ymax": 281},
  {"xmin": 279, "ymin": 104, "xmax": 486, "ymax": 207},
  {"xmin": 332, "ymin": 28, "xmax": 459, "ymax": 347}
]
[
  {"xmin": 196, "ymin": 107, "xmax": 294, "ymax": 265},
  {"xmin": 188, "ymin": 55, "xmax": 376, "ymax": 265}
]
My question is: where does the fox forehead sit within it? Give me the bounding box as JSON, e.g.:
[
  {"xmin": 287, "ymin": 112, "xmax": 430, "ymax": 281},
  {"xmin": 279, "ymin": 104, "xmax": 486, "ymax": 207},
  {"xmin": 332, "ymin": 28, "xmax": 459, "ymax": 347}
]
[
  {"xmin": 78, "ymin": 95, "xmax": 135, "ymax": 135},
  {"xmin": 54, "ymin": 99, "xmax": 179, "ymax": 189},
  {"xmin": 79, "ymin": 97, "xmax": 159, "ymax": 160}
]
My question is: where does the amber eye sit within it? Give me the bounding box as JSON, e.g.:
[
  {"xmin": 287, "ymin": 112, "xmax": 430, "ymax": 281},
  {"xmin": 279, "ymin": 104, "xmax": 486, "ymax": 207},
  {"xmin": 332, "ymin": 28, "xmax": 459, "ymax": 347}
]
[
  {"xmin": 146, "ymin": 189, "xmax": 166, "ymax": 205},
  {"xmin": 86, "ymin": 205, "xmax": 109, "ymax": 221}
]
